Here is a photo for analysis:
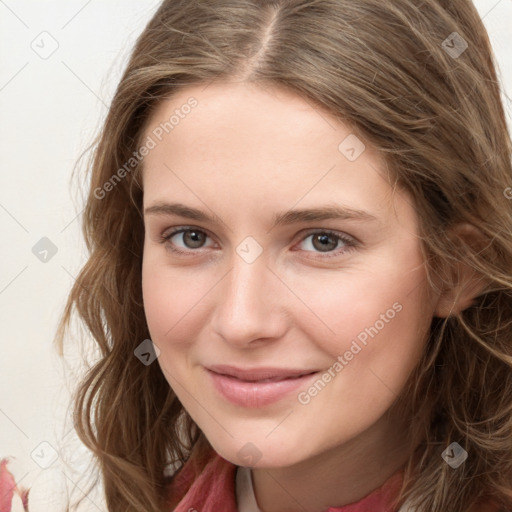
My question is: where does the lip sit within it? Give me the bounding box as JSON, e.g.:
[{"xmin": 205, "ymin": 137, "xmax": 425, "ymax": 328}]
[{"xmin": 206, "ymin": 365, "xmax": 320, "ymax": 408}]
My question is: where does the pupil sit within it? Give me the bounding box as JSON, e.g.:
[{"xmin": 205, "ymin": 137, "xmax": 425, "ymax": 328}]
[
  {"xmin": 186, "ymin": 231, "xmax": 204, "ymax": 248},
  {"xmin": 314, "ymin": 233, "xmax": 336, "ymax": 252}
]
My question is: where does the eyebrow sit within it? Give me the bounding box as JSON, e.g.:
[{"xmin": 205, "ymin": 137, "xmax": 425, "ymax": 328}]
[{"xmin": 144, "ymin": 201, "xmax": 378, "ymax": 228}]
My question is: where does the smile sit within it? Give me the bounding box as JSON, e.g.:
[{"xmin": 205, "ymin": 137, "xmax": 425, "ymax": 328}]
[{"xmin": 205, "ymin": 366, "xmax": 320, "ymax": 408}]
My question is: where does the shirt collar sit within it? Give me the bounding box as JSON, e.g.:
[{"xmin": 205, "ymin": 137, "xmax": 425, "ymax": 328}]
[
  {"xmin": 236, "ymin": 464, "xmax": 415, "ymax": 512},
  {"xmin": 166, "ymin": 446, "xmax": 416, "ymax": 512}
]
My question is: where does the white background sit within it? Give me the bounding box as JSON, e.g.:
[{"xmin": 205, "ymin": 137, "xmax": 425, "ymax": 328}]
[{"xmin": 0, "ymin": 1, "xmax": 511, "ymax": 510}]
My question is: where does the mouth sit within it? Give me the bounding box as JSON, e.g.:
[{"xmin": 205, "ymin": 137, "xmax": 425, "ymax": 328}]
[
  {"xmin": 206, "ymin": 364, "xmax": 320, "ymax": 382},
  {"xmin": 205, "ymin": 365, "xmax": 321, "ymax": 408}
]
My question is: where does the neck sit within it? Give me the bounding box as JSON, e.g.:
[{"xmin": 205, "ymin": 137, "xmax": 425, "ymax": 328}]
[{"xmin": 251, "ymin": 408, "xmax": 416, "ymax": 512}]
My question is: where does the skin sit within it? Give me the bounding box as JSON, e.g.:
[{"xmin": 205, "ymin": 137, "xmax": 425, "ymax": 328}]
[{"xmin": 140, "ymin": 80, "xmax": 457, "ymax": 512}]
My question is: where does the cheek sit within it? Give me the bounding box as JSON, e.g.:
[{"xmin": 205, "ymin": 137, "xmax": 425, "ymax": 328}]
[
  {"xmin": 141, "ymin": 258, "xmax": 219, "ymax": 378},
  {"xmin": 341, "ymin": 291, "xmax": 429, "ymax": 399},
  {"xmin": 141, "ymin": 263, "xmax": 197, "ymax": 390},
  {"xmin": 292, "ymin": 274, "xmax": 430, "ymax": 443},
  {"xmin": 292, "ymin": 262, "xmax": 431, "ymax": 386},
  {"xmin": 142, "ymin": 256, "xmax": 203, "ymax": 337},
  {"xmin": 142, "ymin": 266, "xmax": 173, "ymax": 339},
  {"xmin": 142, "ymin": 263, "xmax": 186, "ymax": 365}
]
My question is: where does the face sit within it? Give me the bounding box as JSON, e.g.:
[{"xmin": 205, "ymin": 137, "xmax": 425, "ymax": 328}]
[{"xmin": 141, "ymin": 80, "xmax": 439, "ymax": 468}]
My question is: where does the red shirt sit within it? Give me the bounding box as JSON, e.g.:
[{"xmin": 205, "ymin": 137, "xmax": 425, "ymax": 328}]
[{"xmin": 164, "ymin": 445, "xmax": 504, "ymax": 512}]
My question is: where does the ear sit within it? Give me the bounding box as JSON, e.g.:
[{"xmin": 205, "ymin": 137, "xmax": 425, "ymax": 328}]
[{"xmin": 433, "ymin": 223, "xmax": 491, "ymax": 318}]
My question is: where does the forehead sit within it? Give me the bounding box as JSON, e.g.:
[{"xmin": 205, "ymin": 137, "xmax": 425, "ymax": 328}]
[
  {"xmin": 143, "ymin": 80, "xmax": 385, "ymax": 161},
  {"xmin": 140, "ymin": 80, "xmax": 409, "ymax": 229}
]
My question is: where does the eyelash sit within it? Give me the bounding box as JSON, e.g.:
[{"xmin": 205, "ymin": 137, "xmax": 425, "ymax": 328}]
[{"xmin": 158, "ymin": 226, "xmax": 358, "ymax": 259}]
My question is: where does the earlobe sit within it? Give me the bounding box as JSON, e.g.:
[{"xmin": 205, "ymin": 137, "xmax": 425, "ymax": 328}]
[
  {"xmin": 433, "ymin": 223, "xmax": 491, "ymax": 318},
  {"xmin": 433, "ymin": 270, "xmax": 489, "ymax": 317}
]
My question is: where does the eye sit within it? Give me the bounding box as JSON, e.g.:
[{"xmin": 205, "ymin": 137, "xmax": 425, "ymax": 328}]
[
  {"xmin": 160, "ymin": 227, "xmax": 215, "ymax": 255},
  {"xmin": 159, "ymin": 227, "xmax": 358, "ymax": 258},
  {"xmin": 294, "ymin": 229, "xmax": 357, "ymax": 257}
]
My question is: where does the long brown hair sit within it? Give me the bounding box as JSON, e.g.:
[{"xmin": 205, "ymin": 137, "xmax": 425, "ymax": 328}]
[{"xmin": 56, "ymin": 0, "xmax": 512, "ymax": 510}]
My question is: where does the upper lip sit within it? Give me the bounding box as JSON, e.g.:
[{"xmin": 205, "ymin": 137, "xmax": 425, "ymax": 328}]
[{"xmin": 206, "ymin": 364, "xmax": 319, "ymax": 382}]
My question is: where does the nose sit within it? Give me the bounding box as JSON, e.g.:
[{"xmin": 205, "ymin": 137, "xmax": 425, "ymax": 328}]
[{"xmin": 210, "ymin": 250, "xmax": 287, "ymax": 347}]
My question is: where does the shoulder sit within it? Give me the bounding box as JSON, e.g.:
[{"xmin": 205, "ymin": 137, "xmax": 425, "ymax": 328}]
[
  {"xmin": 400, "ymin": 497, "xmax": 507, "ymax": 512},
  {"xmin": 481, "ymin": 500, "xmax": 510, "ymax": 512},
  {"xmin": 467, "ymin": 496, "xmax": 508, "ymax": 512},
  {"xmin": 164, "ymin": 445, "xmax": 238, "ymax": 512}
]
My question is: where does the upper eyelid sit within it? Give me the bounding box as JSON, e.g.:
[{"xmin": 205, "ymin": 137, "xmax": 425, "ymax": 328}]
[
  {"xmin": 163, "ymin": 225, "xmax": 216, "ymax": 242},
  {"xmin": 161, "ymin": 226, "xmax": 356, "ymax": 246}
]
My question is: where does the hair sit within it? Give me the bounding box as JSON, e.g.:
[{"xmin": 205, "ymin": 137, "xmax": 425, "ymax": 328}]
[{"xmin": 55, "ymin": 0, "xmax": 512, "ymax": 510}]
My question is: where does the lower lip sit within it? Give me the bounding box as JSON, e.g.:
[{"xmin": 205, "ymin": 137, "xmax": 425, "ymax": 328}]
[{"xmin": 206, "ymin": 369, "xmax": 319, "ymax": 408}]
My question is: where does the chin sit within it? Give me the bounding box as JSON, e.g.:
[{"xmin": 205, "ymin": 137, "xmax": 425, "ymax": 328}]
[{"xmin": 206, "ymin": 433, "xmax": 312, "ymax": 469}]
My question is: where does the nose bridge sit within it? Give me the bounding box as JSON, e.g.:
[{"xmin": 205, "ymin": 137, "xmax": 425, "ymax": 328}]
[{"xmin": 211, "ymin": 248, "xmax": 281, "ymax": 344}]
